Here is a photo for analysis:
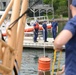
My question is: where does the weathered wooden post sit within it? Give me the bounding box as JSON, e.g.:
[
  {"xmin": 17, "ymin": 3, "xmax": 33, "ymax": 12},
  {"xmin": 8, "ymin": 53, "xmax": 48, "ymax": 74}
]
[
  {"xmin": 16, "ymin": 0, "xmax": 28, "ymax": 69},
  {"xmin": 68, "ymin": 0, "xmax": 72, "ymax": 19},
  {"xmin": 7, "ymin": 0, "xmax": 21, "ymax": 49},
  {"xmin": 7, "ymin": 0, "xmax": 21, "ymax": 74}
]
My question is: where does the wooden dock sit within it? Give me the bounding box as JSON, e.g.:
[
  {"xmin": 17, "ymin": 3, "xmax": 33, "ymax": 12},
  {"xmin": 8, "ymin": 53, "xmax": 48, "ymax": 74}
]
[
  {"xmin": 23, "ymin": 37, "xmax": 65, "ymax": 49},
  {"xmin": 23, "ymin": 37, "xmax": 54, "ymax": 49}
]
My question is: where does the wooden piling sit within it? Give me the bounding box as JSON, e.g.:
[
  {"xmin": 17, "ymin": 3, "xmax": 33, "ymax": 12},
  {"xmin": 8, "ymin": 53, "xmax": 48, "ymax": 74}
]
[{"xmin": 16, "ymin": 0, "xmax": 28, "ymax": 68}]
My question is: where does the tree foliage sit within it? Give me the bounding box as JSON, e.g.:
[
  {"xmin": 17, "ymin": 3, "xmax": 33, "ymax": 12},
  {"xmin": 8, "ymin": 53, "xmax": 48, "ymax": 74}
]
[{"xmin": 43, "ymin": 0, "xmax": 68, "ymax": 17}]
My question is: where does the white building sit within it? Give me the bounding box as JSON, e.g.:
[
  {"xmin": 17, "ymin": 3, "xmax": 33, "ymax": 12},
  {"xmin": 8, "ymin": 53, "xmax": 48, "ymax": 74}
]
[
  {"xmin": 0, "ymin": 0, "xmax": 44, "ymax": 11},
  {"xmin": 0, "ymin": 0, "xmax": 10, "ymax": 10},
  {"xmin": 0, "ymin": 0, "xmax": 53, "ymax": 17}
]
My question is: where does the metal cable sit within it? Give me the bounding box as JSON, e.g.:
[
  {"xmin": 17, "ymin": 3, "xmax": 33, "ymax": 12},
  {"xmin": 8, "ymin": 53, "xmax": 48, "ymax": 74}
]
[{"xmin": 8, "ymin": 0, "xmax": 41, "ymax": 30}]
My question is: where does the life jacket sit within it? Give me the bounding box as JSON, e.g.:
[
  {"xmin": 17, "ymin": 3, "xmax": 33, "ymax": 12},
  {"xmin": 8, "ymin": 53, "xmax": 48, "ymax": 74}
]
[{"xmin": 34, "ymin": 23, "xmax": 39, "ymax": 29}]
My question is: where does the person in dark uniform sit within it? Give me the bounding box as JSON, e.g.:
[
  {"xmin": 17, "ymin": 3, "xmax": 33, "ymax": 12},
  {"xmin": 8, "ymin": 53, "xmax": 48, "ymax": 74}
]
[
  {"xmin": 33, "ymin": 21, "xmax": 39, "ymax": 42},
  {"xmin": 42, "ymin": 21, "xmax": 48, "ymax": 42},
  {"xmin": 54, "ymin": 0, "xmax": 76, "ymax": 75},
  {"xmin": 51, "ymin": 19, "xmax": 58, "ymax": 40}
]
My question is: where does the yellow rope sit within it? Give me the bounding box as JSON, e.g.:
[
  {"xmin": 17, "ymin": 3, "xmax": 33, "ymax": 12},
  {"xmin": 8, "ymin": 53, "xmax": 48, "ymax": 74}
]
[
  {"xmin": 51, "ymin": 50, "xmax": 57, "ymax": 75},
  {"xmin": 51, "ymin": 50, "xmax": 62, "ymax": 75},
  {"xmin": 57, "ymin": 50, "xmax": 62, "ymax": 72}
]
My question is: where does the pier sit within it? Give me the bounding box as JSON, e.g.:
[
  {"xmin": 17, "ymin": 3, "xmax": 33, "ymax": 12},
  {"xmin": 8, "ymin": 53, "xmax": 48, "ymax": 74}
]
[{"xmin": 23, "ymin": 37, "xmax": 65, "ymax": 49}]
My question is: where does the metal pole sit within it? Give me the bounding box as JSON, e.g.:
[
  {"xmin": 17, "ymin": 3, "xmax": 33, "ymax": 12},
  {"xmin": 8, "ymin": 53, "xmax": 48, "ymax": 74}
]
[
  {"xmin": 52, "ymin": 0, "xmax": 54, "ymax": 18},
  {"xmin": 43, "ymin": 29, "xmax": 45, "ymax": 57},
  {"xmin": 68, "ymin": 0, "xmax": 72, "ymax": 19},
  {"xmin": 34, "ymin": 11, "xmax": 35, "ymax": 18},
  {"xmin": 39, "ymin": 9, "xmax": 40, "ymax": 17}
]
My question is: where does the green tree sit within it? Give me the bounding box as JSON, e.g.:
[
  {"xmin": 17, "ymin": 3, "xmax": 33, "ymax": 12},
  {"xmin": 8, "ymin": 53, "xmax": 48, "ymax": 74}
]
[
  {"xmin": 43, "ymin": 0, "xmax": 51, "ymax": 4},
  {"xmin": 43, "ymin": 0, "xmax": 68, "ymax": 17},
  {"xmin": 56, "ymin": 0, "xmax": 68, "ymax": 17}
]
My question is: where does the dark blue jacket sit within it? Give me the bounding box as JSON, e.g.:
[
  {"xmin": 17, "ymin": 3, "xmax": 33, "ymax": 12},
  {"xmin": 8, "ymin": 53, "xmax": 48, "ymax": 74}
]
[
  {"xmin": 63, "ymin": 16, "xmax": 76, "ymax": 75},
  {"xmin": 52, "ymin": 21, "xmax": 58, "ymax": 31}
]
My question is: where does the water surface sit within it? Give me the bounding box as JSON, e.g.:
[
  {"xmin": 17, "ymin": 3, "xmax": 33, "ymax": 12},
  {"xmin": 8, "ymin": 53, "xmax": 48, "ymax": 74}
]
[{"xmin": 20, "ymin": 48, "xmax": 65, "ymax": 75}]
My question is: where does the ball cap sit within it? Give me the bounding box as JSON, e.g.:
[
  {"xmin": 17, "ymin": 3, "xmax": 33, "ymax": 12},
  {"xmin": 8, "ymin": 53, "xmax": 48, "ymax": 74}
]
[
  {"xmin": 52, "ymin": 18, "xmax": 54, "ymax": 20},
  {"xmin": 44, "ymin": 20, "xmax": 47, "ymax": 22},
  {"xmin": 72, "ymin": 0, "xmax": 76, "ymax": 7}
]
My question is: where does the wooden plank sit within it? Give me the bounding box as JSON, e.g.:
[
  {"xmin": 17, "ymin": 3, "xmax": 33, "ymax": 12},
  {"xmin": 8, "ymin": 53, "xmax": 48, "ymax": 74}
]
[
  {"xmin": 2, "ymin": 47, "xmax": 11, "ymax": 75},
  {"xmin": 2, "ymin": 47, "xmax": 15, "ymax": 75},
  {"xmin": 0, "ymin": 40, "xmax": 15, "ymax": 52},
  {"xmin": 0, "ymin": 64, "xmax": 11, "ymax": 73}
]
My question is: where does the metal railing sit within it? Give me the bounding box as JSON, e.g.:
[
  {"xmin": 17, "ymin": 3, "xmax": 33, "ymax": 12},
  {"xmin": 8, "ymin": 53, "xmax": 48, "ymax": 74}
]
[{"xmin": 27, "ymin": 16, "xmax": 49, "ymax": 24}]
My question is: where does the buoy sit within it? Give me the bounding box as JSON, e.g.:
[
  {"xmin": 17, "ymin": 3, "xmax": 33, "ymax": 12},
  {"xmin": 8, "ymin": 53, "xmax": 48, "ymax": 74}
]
[{"xmin": 38, "ymin": 57, "xmax": 51, "ymax": 75}]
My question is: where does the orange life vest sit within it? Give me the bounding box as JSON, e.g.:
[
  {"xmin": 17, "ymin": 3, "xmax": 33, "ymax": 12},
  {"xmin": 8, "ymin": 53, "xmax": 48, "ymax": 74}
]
[{"xmin": 34, "ymin": 23, "xmax": 39, "ymax": 29}]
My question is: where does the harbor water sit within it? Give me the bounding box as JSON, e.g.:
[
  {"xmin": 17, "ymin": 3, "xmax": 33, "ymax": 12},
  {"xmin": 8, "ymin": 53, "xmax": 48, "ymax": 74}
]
[{"xmin": 20, "ymin": 48, "xmax": 65, "ymax": 75}]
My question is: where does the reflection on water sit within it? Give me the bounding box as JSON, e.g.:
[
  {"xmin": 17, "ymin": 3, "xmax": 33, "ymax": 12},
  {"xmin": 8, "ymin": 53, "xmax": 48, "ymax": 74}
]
[{"xmin": 20, "ymin": 48, "xmax": 65, "ymax": 75}]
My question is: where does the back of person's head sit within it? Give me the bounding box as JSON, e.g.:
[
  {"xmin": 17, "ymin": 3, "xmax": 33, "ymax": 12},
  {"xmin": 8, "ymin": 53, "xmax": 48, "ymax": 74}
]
[
  {"xmin": 72, "ymin": 0, "xmax": 76, "ymax": 7},
  {"xmin": 70, "ymin": 0, "xmax": 76, "ymax": 16},
  {"xmin": 52, "ymin": 18, "xmax": 54, "ymax": 20},
  {"xmin": 44, "ymin": 20, "xmax": 47, "ymax": 23},
  {"xmin": 35, "ymin": 20, "xmax": 39, "ymax": 24},
  {"xmin": 35, "ymin": 20, "xmax": 38, "ymax": 23},
  {"xmin": 52, "ymin": 18, "xmax": 56, "ymax": 22}
]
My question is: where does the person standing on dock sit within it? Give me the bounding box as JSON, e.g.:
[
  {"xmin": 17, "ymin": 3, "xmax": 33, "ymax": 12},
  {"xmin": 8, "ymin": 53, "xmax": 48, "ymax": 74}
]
[
  {"xmin": 51, "ymin": 19, "xmax": 58, "ymax": 40},
  {"xmin": 33, "ymin": 20, "xmax": 39, "ymax": 42},
  {"xmin": 42, "ymin": 21, "xmax": 48, "ymax": 42},
  {"xmin": 54, "ymin": 0, "xmax": 76, "ymax": 75}
]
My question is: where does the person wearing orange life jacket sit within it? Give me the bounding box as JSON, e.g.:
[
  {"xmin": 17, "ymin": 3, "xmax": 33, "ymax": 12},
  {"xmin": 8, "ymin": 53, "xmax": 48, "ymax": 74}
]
[{"xmin": 33, "ymin": 21, "xmax": 39, "ymax": 42}]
